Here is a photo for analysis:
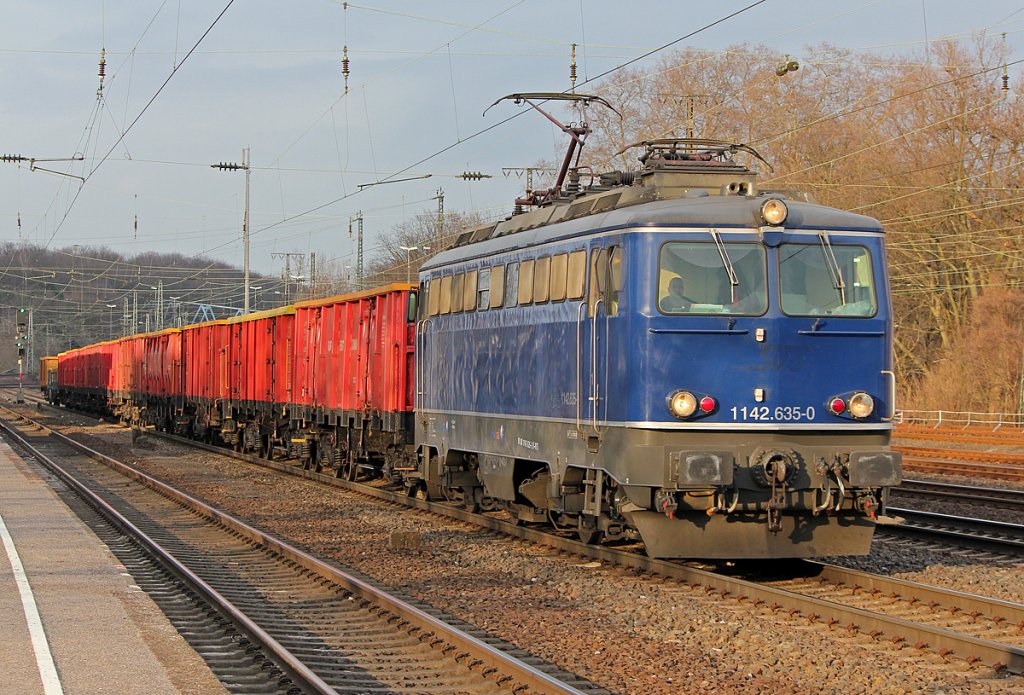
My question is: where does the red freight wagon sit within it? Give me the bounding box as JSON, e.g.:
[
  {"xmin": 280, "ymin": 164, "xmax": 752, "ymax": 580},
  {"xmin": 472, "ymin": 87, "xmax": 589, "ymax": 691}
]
[
  {"xmin": 56, "ymin": 340, "xmax": 116, "ymax": 412},
  {"xmin": 181, "ymin": 320, "xmax": 229, "ymax": 403},
  {"xmin": 225, "ymin": 305, "xmax": 294, "ymax": 406},
  {"xmin": 113, "ymin": 336, "xmax": 133, "ymax": 399},
  {"xmin": 293, "ymin": 283, "xmax": 416, "ymax": 419},
  {"xmin": 288, "ymin": 284, "xmax": 417, "ymax": 476},
  {"xmin": 220, "ymin": 305, "xmax": 295, "ymax": 454},
  {"xmin": 178, "ymin": 320, "xmax": 230, "ymax": 440},
  {"xmin": 129, "ymin": 329, "xmax": 183, "ymax": 430},
  {"xmin": 141, "ymin": 329, "xmax": 181, "ymax": 399}
]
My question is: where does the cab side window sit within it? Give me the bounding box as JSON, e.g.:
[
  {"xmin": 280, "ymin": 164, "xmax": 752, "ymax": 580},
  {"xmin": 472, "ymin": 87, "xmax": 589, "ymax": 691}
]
[
  {"xmin": 587, "ymin": 246, "xmax": 622, "ymax": 316},
  {"xmin": 588, "ymin": 248, "xmax": 607, "ymax": 317},
  {"xmin": 607, "ymin": 246, "xmax": 622, "ymax": 316}
]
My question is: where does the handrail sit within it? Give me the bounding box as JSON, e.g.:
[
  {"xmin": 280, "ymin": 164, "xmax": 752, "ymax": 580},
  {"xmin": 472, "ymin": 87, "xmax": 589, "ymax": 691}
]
[
  {"xmin": 575, "ymin": 301, "xmax": 586, "ymax": 435},
  {"xmin": 881, "ymin": 370, "xmax": 896, "ymax": 422}
]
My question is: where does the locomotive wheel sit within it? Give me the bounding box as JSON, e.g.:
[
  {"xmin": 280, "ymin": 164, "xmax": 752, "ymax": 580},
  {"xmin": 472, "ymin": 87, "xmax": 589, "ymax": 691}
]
[
  {"xmin": 576, "ymin": 517, "xmax": 603, "ymax": 545},
  {"xmin": 463, "ymin": 488, "xmax": 481, "ymax": 513}
]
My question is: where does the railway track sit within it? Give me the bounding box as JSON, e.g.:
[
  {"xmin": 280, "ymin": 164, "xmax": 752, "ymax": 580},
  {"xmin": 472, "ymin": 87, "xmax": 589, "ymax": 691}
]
[
  {"xmin": 895, "ymin": 479, "xmax": 1024, "ymax": 513},
  {"xmin": 0, "ymin": 405, "xmax": 595, "ymax": 694},
  {"xmin": 894, "ymin": 446, "xmax": 1024, "ymax": 483},
  {"xmin": 7, "ymin": 398, "xmax": 1023, "ymax": 677},
  {"xmin": 883, "ymin": 507, "xmax": 1024, "ymax": 555},
  {"xmin": 895, "ymin": 424, "xmax": 1024, "ymax": 447}
]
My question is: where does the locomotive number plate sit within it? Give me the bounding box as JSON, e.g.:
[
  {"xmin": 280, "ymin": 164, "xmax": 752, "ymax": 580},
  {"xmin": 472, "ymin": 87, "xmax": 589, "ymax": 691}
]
[{"xmin": 729, "ymin": 406, "xmax": 816, "ymax": 422}]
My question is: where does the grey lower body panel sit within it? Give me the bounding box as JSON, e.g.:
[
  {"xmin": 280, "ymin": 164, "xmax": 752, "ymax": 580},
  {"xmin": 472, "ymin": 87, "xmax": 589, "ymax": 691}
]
[{"xmin": 630, "ymin": 511, "xmax": 875, "ymax": 559}]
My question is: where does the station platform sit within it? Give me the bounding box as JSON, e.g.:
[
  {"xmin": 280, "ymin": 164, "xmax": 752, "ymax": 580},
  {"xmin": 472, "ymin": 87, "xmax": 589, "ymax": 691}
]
[{"xmin": 0, "ymin": 438, "xmax": 225, "ymax": 694}]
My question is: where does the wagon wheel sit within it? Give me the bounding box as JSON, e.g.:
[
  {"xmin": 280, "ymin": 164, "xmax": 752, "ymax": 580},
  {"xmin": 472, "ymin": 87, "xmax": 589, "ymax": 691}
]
[
  {"xmin": 261, "ymin": 434, "xmax": 274, "ymax": 460},
  {"xmin": 576, "ymin": 516, "xmax": 603, "ymax": 545},
  {"xmin": 313, "ymin": 445, "xmax": 327, "ymax": 474},
  {"xmin": 342, "ymin": 456, "xmax": 359, "ymax": 481}
]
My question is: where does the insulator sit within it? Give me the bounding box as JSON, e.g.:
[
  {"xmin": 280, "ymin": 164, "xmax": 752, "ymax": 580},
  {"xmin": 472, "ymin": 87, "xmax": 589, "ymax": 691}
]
[
  {"xmin": 564, "ymin": 170, "xmax": 581, "ymax": 195},
  {"xmin": 342, "ymin": 45, "xmax": 350, "ymax": 94},
  {"xmin": 98, "ymin": 48, "xmax": 106, "ymax": 79},
  {"xmin": 570, "ymin": 43, "xmax": 577, "ymax": 87},
  {"xmin": 1003, "ymin": 72, "xmax": 1010, "ymax": 94}
]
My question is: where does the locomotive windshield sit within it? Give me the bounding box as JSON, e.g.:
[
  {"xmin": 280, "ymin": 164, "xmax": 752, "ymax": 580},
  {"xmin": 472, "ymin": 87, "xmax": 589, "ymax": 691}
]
[
  {"xmin": 779, "ymin": 243, "xmax": 876, "ymax": 317},
  {"xmin": 658, "ymin": 242, "xmax": 767, "ymax": 315}
]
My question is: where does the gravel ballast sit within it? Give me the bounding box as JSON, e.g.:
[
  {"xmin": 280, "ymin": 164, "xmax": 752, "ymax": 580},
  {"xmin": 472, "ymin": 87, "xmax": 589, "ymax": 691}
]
[{"xmin": 48, "ymin": 419, "xmax": 1024, "ymax": 694}]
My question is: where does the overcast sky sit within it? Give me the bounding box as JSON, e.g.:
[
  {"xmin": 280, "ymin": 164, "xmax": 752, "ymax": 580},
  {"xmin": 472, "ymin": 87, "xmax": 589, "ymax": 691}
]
[{"xmin": 2, "ymin": 0, "xmax": 1022, "ymax": 276}]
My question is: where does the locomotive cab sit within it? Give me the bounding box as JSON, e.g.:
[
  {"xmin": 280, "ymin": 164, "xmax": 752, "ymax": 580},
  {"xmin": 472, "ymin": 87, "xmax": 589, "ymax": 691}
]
[{"xmin": 610, "ymin": 200, "xmax": 902, "ymax": 558}]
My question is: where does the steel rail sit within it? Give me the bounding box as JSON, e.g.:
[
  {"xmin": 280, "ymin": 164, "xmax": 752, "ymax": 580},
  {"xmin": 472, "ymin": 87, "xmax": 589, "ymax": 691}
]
[
  {"xmin": 885, "ymin": 507, "xmax": 1024, "ymax": 553},
  {"xmin": 895, "ymin": 425, "xmax": 1024, "ymax": 447},
  {"xmin": 896, "ymin": 479, "xmax": 1024, "ymax": 511},
  {"xmin": 899, "ymin": 459, "xmax": 1024, "ymax": 483},
  {"xmin": 808, "ymin": 562, "xmax": 1024, "ymax": 628},
  {"xmin": 0, "ymin": 407, "xmax": 586, "ymax": 695},
  {"xmin": 895, "ymin": 445, "xmax": 1024, "ymax": 466}
]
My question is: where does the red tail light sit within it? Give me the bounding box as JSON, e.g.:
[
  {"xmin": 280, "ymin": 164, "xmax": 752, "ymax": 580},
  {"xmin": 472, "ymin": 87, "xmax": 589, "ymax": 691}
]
[
  {"xmin": 699, "ymin": 396, "xmax": 717, "ymax": 413},
  {"xmin": 829, "ymin": 398, "xmax": 846, "ymax": 414}
]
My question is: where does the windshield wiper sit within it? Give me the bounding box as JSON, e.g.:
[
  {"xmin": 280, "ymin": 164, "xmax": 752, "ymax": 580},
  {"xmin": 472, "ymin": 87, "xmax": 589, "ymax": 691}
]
[
  {"xmin": 817, "ymin": 231, "xmax": 846, "ymax": 305},
  {"xmin": 710, "ymin": 231, "xmax": 740, "ymax": 304}
]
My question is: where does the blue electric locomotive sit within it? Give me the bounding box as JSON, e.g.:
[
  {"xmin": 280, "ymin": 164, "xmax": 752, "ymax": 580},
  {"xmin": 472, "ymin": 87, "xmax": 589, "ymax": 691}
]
[{"xmin": 411, "ymin": 132, "xmax": 901, "ymax": 559}]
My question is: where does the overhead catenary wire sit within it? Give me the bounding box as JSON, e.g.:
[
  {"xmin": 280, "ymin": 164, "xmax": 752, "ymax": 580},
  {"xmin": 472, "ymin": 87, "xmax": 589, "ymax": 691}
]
[
  {"xmin": 39, "ymin": 0, "xmax": 238, "ymax": 251},
  {"xmin": 9, "ymin": 2, "xmax": 1024, "ymax": 309}
]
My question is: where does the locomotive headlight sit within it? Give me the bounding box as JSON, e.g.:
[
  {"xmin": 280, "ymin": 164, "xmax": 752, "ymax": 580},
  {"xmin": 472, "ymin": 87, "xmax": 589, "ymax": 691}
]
[
  {"xmin": 668, "ymin": 390, "xmax": 697, "ymax": 419},
  {"xmin": 848, "ymin": 392, "xmax": 874, "ymax": 419},
  {"xmin": 760, "ymin": 198, "xmax": 788, "ymax": 226}
]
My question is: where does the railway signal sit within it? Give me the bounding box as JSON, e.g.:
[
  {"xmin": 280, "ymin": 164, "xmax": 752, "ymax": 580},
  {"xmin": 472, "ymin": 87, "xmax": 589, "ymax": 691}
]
[{"xmin": 15, "ymin": 308, "xmax": 28, "ymax": 403}]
